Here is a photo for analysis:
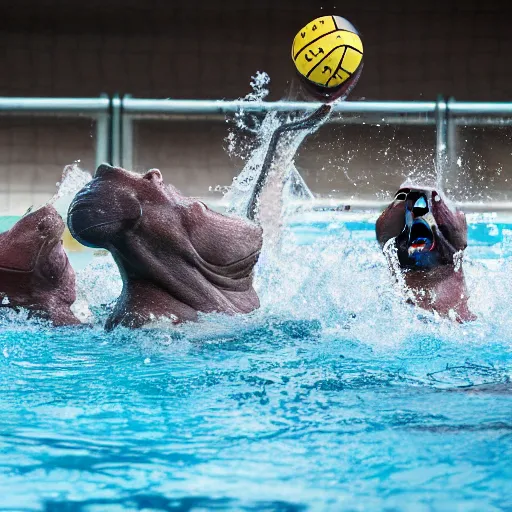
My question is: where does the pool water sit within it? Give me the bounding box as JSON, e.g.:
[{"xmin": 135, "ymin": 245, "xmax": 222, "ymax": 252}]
[{"xmin": 1, "ymin": 213, "xmax": 511, "ymax": 511}]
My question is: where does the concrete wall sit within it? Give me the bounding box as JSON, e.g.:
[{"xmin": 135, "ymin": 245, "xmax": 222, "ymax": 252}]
[{"xmin": 1, "ymin": 0, "xmax": 512, "ymax": 213}]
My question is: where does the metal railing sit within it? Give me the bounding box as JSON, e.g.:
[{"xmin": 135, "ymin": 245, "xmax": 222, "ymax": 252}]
[
  {"xmin": 116, "ymin": 95, "xmax": 512, "ymax": 211},
  {"xmin": 2, "ymin": 95, "xmax": 512, "ymax": 211},
  {"xmin": 0, "ymin": 96, "xmax": 111, "ymax": 169},
  {"xmin": 117, "ymin": 96, "xmax": 444, "ymax": 170}
]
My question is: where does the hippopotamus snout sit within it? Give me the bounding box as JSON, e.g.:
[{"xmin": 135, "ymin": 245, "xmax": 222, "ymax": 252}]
[
  {"xmin": 68, "ymin": 165, "xmax": 142, "ymax": 248},
  {"xmin": 0, "ymin": 204, "xmax": 67, "ymax": 273}
]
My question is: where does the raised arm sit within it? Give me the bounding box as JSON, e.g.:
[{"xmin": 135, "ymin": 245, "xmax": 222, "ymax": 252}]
[{"xmin": 246, "ymin": 104, "xmax": 332, "ymax": 221}]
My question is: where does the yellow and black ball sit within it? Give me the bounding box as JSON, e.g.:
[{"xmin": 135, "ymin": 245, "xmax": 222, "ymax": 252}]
[{"xmin": 291, "ymin": 15, "xmax": 363, "ymax": 98}]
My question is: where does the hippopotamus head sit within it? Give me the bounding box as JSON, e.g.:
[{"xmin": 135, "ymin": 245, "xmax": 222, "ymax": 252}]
[
  {"xmin": 0, "ymin": 205, "xmax": 80, "ymax": 326},
  {"xmin": 375, "ymin": 186, "xmax": 475, "ymax": 322},
  {"xmin": 67, "ymin": 164, "xmax": 263, "ymax": 329},
  {"xmin": 376, "ymin": 186, "xmax": 468, "ymax": 270}
]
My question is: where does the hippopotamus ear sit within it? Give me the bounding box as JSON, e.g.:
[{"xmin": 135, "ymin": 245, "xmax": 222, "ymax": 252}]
[
  {"xmin": 431, "ymin": 191, "xmax": 467, "ymax": 251},
  {"xmin": 143, "ymin": 169, "xmax": 163, "ymax": 183}
]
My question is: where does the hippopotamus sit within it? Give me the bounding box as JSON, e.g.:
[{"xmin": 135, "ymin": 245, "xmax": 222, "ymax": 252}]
[
  {"xmin": 67, "ymin": 106, "xmax": 331, "ymax": 330},
  {"xmin": 67, "ymin": 164, "xmax": 263, "ymax": 330},
  {"xmin": 0, "ymin": 205, "xmax": 80, "ymax": 326},
  {"xmin": 376, "ymin": 186, "xmax": 475, "ymax": 322}
]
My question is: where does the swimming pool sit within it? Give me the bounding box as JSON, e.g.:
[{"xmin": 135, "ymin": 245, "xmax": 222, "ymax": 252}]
[{"xmin": 1, "ymin": 213, "xmax": 511, "ymax": 511}]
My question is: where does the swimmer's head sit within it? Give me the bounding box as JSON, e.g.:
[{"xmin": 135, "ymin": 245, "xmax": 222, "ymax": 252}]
[{"xmin": 376, "ymin": 187, "xmax": 468, "ymax": 270}]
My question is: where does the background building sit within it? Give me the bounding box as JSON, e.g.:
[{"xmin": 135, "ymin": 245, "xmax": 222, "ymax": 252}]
[{"xmin": 1, "ymin": 0, "xmax": 511, "ymax": 213}]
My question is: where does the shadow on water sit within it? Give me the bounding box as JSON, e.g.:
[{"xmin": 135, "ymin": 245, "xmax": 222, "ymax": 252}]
[
  {"xmin": 0, "ymin": 432, "xmax": 202, "ymax": 477},
  {"xmin": 39, "ymin": 496, "xmax": 307, "ymax": 512},
  {"xmin": 407, "ymin": 422, "xmax": 512, "ymax": 433}
]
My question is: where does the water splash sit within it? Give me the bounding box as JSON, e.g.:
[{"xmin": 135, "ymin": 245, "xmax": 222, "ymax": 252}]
[
  {"xmin": 224, "ymin": 110, "xmax": 282, "ymax": 215},
  {"xmin": 223, "ymin": 71, "xmax": 322, "ymax": 217},
  {"xmin": 73, "ymin": 253, "xmax": 121, "ymax": 326},
  {"xmin": 49, "ymin": 162, "xmax": 92, "ymax": 218},
  {"xmin": 225, "ymin": 71, "xmax": 271, "ymax": 160},
  {"xmin": 382, "ymin": 237, "xmax": 416, "ymax": 303},
  {"xmin": 224, "ymin": 76, "xmax": 332, "ymax": 254}
]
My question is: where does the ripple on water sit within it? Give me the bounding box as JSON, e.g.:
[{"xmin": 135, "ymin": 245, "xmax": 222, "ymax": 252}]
[{"xmin": 1, "ymin": 217, "xmax": 512, "ymax": 510}]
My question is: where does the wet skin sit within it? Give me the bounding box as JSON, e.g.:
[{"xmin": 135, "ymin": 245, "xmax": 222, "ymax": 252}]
[
  {"xmin": 0, "ymin": 205, "xmax": 80, "ymax": 326},
  {"xmin": 68, "ymin": 165, "xmax": 263, "ymax": 330},
  {"xmin": 376, "ymin": 187, "xmax": 475, "ymax": 322}
]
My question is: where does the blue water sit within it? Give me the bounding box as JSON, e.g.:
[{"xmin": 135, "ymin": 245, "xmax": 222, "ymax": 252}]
[{"xmin": 1, "ymin": 214, "xmax": 512, "ymax": 511}]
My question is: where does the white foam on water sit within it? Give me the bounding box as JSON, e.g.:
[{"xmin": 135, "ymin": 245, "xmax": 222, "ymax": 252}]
[{"xmin": 74, "ymin": 253, "xmax": 122, "ymax": 324}]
